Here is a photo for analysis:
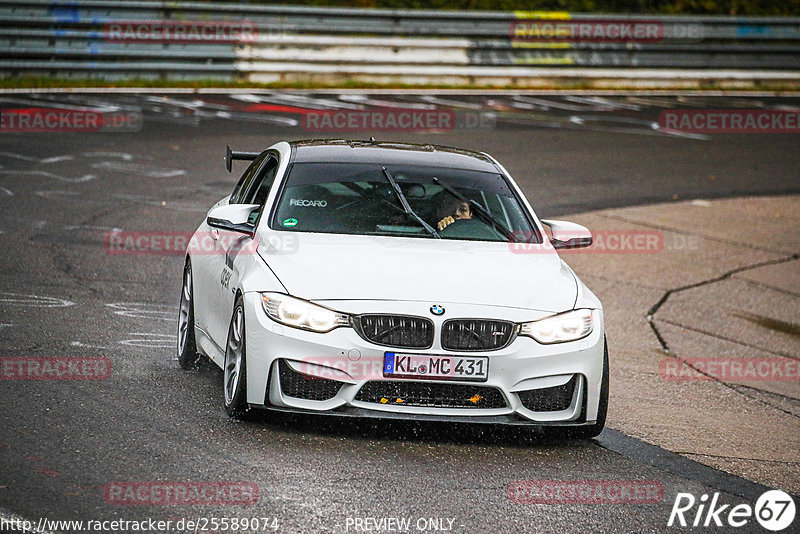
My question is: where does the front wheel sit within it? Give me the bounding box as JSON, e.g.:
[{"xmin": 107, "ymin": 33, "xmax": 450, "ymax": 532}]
[{"xmin": 223, "ymin": 296, "xmax": 249, "ymax": 418}]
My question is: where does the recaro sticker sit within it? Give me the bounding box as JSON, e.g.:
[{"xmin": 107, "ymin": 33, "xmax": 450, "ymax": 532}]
[{"xmin": 289, "ymin": 199, "xmax": 327, "ymax": 207}]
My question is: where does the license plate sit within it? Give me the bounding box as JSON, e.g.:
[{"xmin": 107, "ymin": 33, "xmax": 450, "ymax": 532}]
[{"xmin": 383, "ymin": 352, "xmax": 489, "ymax": 382}]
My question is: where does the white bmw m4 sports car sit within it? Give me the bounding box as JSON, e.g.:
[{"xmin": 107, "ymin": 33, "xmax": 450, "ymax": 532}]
[{"xmin": 178, "ymin": 139, "xmax": 608, "ymax": 438}]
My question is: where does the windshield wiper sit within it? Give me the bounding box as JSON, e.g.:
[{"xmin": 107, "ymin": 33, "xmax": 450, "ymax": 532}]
[
  {"xmin": 432, "ymin": 177, "xmax": 517, "ymax": 243},
  {"xmin": 382, "ymin": 167, "xmax": 440, "ymax": 238}
]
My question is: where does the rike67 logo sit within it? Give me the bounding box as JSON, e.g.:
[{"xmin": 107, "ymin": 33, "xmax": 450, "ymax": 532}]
[{"xmin": 668, "ymin": 490, "xmax": 795, "ymax": 531}]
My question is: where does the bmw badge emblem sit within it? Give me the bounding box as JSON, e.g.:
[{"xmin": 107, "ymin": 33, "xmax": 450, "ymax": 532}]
[{"xmin": 430, "ymin": 305, "xmax": 445, "ymax": 316}]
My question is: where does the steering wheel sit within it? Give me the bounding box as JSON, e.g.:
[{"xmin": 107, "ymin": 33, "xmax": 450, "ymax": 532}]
[{"xmin": 439, "ymin": 218, "xmax": 502, "ymax": 240}]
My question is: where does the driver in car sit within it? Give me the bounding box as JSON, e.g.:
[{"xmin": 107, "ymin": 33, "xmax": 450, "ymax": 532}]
[{"xmin": 437, "ymin": 197, "xmax": 472, "ymax": 231}]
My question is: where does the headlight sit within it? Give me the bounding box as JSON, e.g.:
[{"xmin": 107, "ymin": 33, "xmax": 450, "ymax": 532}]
[
  {"xmin": 261, "ymin": 293, "xmax": 350, "ymax": 333},
  {"xmin": 519, "ymin": 309, "xmax": 594, "ymax": 344}
]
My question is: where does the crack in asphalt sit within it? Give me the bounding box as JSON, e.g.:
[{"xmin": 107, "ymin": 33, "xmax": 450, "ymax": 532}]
[
  {"xmin": 729, "ymin": 383, "xmax": 800, "ymax": 419},
  {"xmin": 739, "ymin": 276, "xmax": 800, "ymax": 298},
  {"xmin": 51, "ymin": 248, "xmax": 103, "ymax": 297},
  {"xmin": 656, "ymin": 318, "xmax": 800, "ymax": 361},
  {"xmin": 646, "ymin": 254, "xmax": 799, "ymax": 330},
  {"xmin": 734, "ymin": 382, "xmax": 800, "ymax": 404},
  {"xmin": 645, "ymin": 253, "xmax": 800, "ymax": 421}
]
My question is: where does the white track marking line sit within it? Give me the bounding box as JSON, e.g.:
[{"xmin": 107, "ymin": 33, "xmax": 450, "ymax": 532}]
[
  {"xmin": 39, "ymin": 156, "xmax": 74, "ymax": 164},
  {"xmin": 337, "ymin": 94, "xmax": 435, "ymax": 109},
  {"xmin": 0, "ymin": 292, "xmax": 75, "ymax": 308},
  {"xmin": 512, "ymin": 95, "xmax": 591, "ymax": 111},
  {"xmin": 0, "ymin": 152, "xmax": 74, "ymax": 164},
  {"xmin": 118, "ymin": 332, "xmax": 173, "ymax": 348},
  {"xmin": 63, "ymin": 225, "xmax": 122, "ymax": 232},
  {"xmin": 82, "ymin": 152, "xmax": 134, "ymax": 161},
  {"xmin": 70, "ymin": 340, "xmax": 111, "ymax": 350},
  {"xmin": 106, "ymin": 302, "xmax": 174, "ymax": 321},
  {"xmin": 0, "ymin": 170, "xmax": 96, "ymax": 183},
  {"xmin": 417, "ymin": 95, "xmax": 483, "ymax": 109},
  {"xmin": 34, "ymin": 190, "xmax": 81, "ymax": 198},
  {"xmin": 564, "ymin": 95, "xmax": 642, "ymax": 110}
]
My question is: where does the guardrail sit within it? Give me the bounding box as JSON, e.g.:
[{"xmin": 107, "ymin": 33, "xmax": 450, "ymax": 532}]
[{"xmin": 1, "ymin": 0, "xmax": 799, "ymax": 86}]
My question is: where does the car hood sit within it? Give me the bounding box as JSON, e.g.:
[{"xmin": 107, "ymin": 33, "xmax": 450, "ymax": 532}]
[{"xmin": 257, "ymin": 232, "xmax": 577, "ymax": 313}]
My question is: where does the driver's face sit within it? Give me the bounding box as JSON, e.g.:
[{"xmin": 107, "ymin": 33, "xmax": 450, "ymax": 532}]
[{"xmin": 454, "ymin": 201, "xmax": 472, "ymax": 220}]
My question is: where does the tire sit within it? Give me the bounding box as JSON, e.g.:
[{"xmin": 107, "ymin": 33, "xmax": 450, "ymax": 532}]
[
  {"xmin": 223, "ymin": 295, "xmax": 249, "ymax": 418},
  {"xmin": 546, "ymin": 336, "xmax": 609, "ymax": 440},
  {"xmin": 177, "ymin": 259, "xmax": 200, "ymax": 369}
]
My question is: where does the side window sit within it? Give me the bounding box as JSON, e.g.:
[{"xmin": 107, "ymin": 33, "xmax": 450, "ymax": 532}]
[
  {"xmin": 229, "ymin": 153, "xmax": 267, "ymax": 204},
  {"xmin": 241, "ymin": 156, "xmax": 279, "ymax": 206}
]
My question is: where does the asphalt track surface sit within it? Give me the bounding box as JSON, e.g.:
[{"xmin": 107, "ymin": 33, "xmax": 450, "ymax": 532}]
[{"xmin": 0, "ymin": 92, "xmax": 799, "ymax": 534}]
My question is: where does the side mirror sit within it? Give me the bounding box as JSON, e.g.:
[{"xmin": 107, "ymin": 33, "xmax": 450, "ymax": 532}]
[
  {"xmin": 540, "ymin": 219, "xmax": 593, "ymax": 250},
  {"xmin": 207, "ymin": 203, "xmax": 260, "ymax": 235}
]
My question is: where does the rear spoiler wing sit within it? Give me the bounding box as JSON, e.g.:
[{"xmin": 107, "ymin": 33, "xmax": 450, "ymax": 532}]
[{"xmin": 225, "ymin": 145, "xmax": 260, "ymax": 172}]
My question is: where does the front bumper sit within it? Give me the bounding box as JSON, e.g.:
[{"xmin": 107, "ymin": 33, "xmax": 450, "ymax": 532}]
[{"xmin": 243, "ymin": 293, "xmax": 605, "ymax": 425}]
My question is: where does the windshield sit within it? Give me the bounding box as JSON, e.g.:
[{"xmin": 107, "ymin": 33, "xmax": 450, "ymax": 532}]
[{"xmin": 270, "ymin": 163, "xmax": 540, "ymax": 242}]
